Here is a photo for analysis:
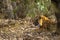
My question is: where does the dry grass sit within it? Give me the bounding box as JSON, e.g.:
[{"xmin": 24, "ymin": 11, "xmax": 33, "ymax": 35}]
[{"xmin": 0, "ymin": 18, "xmax": 60, "ymax": 40}]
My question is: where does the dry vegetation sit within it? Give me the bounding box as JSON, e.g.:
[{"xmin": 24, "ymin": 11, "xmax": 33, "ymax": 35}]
[
  {"xmin": 0, "ymin": 18, "xmax": 59, "ymax": 40},
  {"xmin": 0, "ymin": 0, "xmax": 60, "ymax": 40}
]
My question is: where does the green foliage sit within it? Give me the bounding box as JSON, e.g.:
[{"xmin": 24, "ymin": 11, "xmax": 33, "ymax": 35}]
[
  {"xmin": 26, "ymin": 0, "xmax": 51, "ymax": 18},
  {"xmin": 11, "ymin": 0, "xmax": 51, "ymax": 19},
  {"xmin": 36, "ymin": 0, "xmax": 51, "ymax": 13},
  {"xmin": 13, "ymin": 6, "xmax": 18, "ymax": 14},
  {"xmin": 27, "ymin": 13, "xmax": 35, "ymax": 18},
  {"xmin": 11, "ymin": 0, "xmax": 16, "ymax": 2}
]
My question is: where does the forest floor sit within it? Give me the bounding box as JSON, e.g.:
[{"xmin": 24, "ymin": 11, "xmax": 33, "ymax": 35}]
[{"xmin": 0, "ymin": 18, "xmax": 60, "ymax": 40}]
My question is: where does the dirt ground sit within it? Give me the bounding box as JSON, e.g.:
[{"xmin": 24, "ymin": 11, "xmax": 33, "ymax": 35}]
[{"xmin": 0, "ymin": 18, "xmax": 60, "ymax": 40}]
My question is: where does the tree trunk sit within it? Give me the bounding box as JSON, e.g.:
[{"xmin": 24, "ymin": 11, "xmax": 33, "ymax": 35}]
[{"xmin": 3, "ymin": 0, "xmax": 14, "ymax": 19}]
